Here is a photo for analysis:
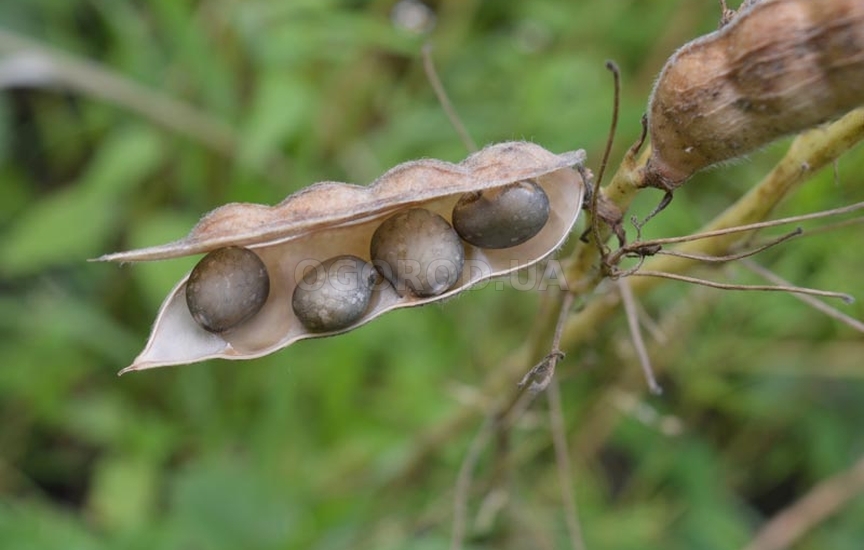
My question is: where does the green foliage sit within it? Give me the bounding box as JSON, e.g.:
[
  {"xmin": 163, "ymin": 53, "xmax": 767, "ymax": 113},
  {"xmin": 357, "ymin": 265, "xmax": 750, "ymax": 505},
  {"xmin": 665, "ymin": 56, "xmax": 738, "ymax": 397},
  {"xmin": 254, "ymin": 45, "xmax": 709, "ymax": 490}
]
[{"xmin": 2, "ymin": 1, "xmax": 864, "ymax": 549}]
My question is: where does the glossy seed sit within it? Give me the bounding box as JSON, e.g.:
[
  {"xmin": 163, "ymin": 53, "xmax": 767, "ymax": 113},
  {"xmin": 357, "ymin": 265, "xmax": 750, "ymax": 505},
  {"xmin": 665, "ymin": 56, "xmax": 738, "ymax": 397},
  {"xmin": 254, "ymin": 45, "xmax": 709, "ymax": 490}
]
[
  {"xmin": 185, "ymin": 246, "xmax": 270, "ymax": 333},
  {"xmin": 292, "ymin": 255, "xmax": 377, "ymax": 332},
  {"xmin": 451, "ymin": 180, "xmax": 550, "ymax": 249},
  {"xmin": 370, "ymin": 208, "xmax": 464, "ymax": 297}
]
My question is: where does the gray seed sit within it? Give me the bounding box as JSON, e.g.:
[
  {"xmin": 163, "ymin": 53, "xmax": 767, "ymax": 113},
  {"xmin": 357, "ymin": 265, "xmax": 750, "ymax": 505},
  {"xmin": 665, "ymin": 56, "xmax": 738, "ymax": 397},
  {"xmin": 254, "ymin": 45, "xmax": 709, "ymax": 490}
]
[
  {"xmin": 292, "ymin": 255, "xmax": 377, "ymax": 332},
  {"xmin": 451, "ymin": 180, "xmax": 550, "ymax": 249},
  {"xmin": 185, "ymin": 246, "xmax": 270, "ymax": 333},
  {"xmin": 370, "ymin": 208, "xmax": 465, "ymax": 297}
]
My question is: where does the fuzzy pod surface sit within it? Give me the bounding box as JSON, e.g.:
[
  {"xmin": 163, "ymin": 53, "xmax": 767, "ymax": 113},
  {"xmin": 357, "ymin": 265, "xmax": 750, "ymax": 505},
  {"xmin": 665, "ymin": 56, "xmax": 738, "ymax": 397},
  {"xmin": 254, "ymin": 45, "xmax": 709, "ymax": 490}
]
[{"xmin": 646, "ymin": 0, "xmax": 864, "ymax": 189}]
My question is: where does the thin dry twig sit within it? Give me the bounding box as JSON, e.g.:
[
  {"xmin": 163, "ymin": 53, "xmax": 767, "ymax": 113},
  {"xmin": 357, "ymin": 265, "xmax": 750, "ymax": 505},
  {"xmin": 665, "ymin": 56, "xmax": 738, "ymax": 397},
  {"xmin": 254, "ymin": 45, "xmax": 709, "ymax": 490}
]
[
  {"xmin": 740, "ymin": 259, "xmax": 864, "ymax": 334},
  {"xmin": 655, "ymin": 200, "xmax": 864, "ymax": 244},
  {"xmin": 796, "ymin": 215, "xmax": 864, "ymax": 237},
  {"xmin": 739, "ymin": 453, "xmax": 864, "ymax": 550},
  {"xmin": 609, "ymin": 200, "xmax": 864, "ymax": 266},
  {"xmin": 635, "ymin": 298, "xmax": 669, "ymax": 345},
  {"xmin": 518, "ymin": 292, "xmax": 576, "ymax": 393},
  {"xmin": 546, "ymin": 378, "xmax": 587, "ymax": 550},
  {"xmin": 422, "ymin": 44, "xmax": 478, "ymax": 153},
  {"xmin": 450, "ymin": 288, "xmax": 580, "ymax": 549},
  {"xmin": 450, "ymin": 387, "xmax": 540, "ymax": 550},
  {"xmin": 647, "ymin": 228, "xmax": 801, "ymax": 264},
  {"xmin": 589, "ymin": 61, "xmax": 622, "ymax": 252},
  {"xmin": 629, "ymin": 270, "xmax": 854, "ymax": 303},
  {"xmin": 451, "ymin": 414, "xmax": 495, "ymax": 550},
  {"xmin": 617, "ymin": 279, "xmax": 662, "ymax": 394}
]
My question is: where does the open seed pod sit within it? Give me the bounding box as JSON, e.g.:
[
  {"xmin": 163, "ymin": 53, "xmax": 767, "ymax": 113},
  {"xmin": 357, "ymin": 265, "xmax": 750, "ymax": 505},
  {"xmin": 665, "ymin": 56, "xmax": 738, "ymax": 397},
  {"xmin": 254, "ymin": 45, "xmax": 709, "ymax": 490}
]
[{"xmin": 97, "ymin": 141, "xmax": 586, "ymax": 373}]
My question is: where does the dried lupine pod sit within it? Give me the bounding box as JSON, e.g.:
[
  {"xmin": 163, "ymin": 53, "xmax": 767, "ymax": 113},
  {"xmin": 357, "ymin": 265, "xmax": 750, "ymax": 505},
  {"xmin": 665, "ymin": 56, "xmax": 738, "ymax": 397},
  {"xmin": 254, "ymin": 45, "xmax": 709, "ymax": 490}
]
[
  {"xmin": 96, "ymin": 141, "xmax": 586, "ymax": 373},
  {"xmin": 451, "ymin": 180, "xmax": 550, "ymax": 249},
  {"xmin": 645, "ymin": 0, "xmax": 864, "ymax": 190},
  {"xmin": 371, "ymin": 208, "xmax": 465, "ymax": 297},
  {"xmin": 292, "ymin": 255, "xmax": 377, "ymax": 332},
  {"xmin": 186, "ymin": 246, "xmax": 270, "ymax": 333}
]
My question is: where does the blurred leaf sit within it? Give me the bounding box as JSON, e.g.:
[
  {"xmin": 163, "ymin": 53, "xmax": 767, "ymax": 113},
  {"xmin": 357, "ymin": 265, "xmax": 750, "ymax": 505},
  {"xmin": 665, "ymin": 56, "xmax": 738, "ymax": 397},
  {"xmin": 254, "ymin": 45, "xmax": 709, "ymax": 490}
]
[
  {"xmin": 0, "ymin": 126, "xmax": 163, "ymax": 276},
  {"xmin": 239, "ymin": 74, "xmax": 313, "ymax": 169},
  {"xmin": 0, "ymin": 186, "xmax": 116, "ymax": 275},
  {"xmin": 0, "ymin": 170, "xmax": 33, "ymax": 222},
  {"xmin": 79, "ymin": 126, "xmax": 163, "ymax": 196},
  {"xmin": 125, "ymin": 211, "xmax": 199, "ymax": 308},
  {"xmin": 87, "ymin": 456, "xmax": 158, "ymax": 532},
  {"xmin": 0, "ymin": 500, "xmax": 102, "ymax": 550},
  {"xmin": 163, "ymin": 458, "xmax": 301, "ymax": 550}
]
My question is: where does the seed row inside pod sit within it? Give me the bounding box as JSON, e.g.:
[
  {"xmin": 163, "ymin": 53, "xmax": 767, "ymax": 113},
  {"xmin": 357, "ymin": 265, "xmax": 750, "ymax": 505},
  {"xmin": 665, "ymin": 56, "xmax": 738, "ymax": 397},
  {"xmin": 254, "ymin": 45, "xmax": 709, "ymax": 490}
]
[
  {"xmin": 97, "ymin": 142, "xmax": 587, "ymax": 372},
  {"xmin": 188, "ymin": 201, "xmax": 531, "ymax": 335}
]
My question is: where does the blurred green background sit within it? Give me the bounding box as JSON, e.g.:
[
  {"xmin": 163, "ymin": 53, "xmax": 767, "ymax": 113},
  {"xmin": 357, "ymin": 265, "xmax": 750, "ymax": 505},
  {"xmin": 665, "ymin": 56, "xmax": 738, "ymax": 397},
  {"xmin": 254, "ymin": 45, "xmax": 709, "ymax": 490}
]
[{"xmin": 1, "ymin": 1, "xmax": 863, "ymax": 549}]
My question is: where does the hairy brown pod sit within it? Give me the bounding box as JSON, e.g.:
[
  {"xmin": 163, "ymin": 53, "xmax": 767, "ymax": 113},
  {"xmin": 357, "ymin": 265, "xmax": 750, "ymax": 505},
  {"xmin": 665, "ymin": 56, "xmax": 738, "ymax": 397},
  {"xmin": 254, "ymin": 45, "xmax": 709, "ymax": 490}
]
[
  {"xmin": 97, "ymin": 142, "xmax": 586, "ymax": 373},
  {"xmin": 645, "ymin": 0, "xmax": 864, "ymax": 190}
]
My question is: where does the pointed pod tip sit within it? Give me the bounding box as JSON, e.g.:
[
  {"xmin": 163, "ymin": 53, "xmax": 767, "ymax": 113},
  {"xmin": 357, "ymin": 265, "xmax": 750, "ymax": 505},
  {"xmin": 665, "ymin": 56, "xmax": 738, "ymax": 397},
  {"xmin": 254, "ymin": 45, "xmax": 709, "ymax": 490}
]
[
  {"xmin": 90, "ymin": 252, "xmax": 126, "ymax": 262},
  {"xmin": 92, "ymin": 251, "xmax": 131, "ymax": 263},
  {"xmin": 118, "ymin": 361, "xmax": 153, "ymax": 375}
]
